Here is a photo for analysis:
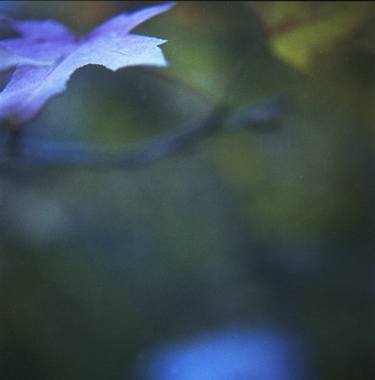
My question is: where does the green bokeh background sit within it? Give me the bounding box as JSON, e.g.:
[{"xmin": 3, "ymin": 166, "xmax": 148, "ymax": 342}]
[{"xmin": 0, "ymin": 2, "xmax": 373, "ymax": 379}]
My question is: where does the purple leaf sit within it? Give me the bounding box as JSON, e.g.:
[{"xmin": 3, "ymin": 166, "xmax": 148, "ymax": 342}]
[
  {"xmin": 0, "ymin": 45, "xmax": 52, "ymax": 70},
  {"xmin": 0, "ymin": 2, "xmax": 174, "ymax": 125}
]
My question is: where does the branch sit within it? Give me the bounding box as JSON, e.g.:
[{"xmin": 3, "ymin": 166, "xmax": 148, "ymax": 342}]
[{"xmin": 0, "ymin": 96, "xmax": 288, "ymax": 173}]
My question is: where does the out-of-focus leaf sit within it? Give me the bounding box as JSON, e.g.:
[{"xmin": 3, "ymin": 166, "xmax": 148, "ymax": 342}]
[{"xmin": 251, "ymin": 2, "xmax": 373, "ymax": 71}]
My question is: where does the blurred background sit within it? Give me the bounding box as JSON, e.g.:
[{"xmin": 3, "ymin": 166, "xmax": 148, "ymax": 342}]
[{"xmin": 0, "ymin": 1, "xmax": 374, "ymax": 379}]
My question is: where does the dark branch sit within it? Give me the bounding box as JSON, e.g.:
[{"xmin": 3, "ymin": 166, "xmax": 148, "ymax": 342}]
[{"xmin": 0, "ymin": 97, "xmax": 288, "ymax": 173}]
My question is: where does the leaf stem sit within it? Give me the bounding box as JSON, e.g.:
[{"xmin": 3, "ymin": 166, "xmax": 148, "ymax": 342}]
[{"xmin": 0, "ymin": 97, "xmax": 288, "ymax": 174}]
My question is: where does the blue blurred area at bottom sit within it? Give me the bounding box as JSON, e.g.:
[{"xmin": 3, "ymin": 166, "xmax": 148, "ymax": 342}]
[{"xmin": 137, "ymin": 327, "xmax": 306, "ymax": 380}]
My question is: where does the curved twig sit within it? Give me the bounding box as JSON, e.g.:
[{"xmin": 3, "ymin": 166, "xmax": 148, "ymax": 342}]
[{"xmin": 0, "ymin": 96, "xmax": 288, "ymax": 173}]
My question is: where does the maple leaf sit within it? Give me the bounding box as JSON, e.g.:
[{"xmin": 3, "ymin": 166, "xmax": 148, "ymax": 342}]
[{"xmin": 0, "ymin": 2, "xmax": 174, "ymax": 126}]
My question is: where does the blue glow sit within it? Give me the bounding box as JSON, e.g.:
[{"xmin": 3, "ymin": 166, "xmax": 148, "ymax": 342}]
[{"xmin": 140, "ymin": 327, "xmax": 305, "ymax": 380}]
